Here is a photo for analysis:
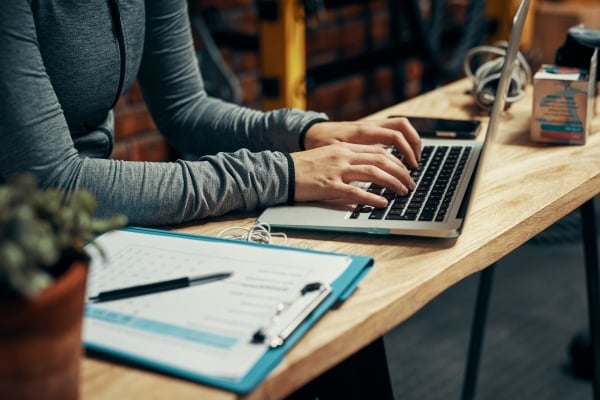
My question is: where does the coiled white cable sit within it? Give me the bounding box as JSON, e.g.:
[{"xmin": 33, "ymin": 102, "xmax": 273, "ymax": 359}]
[
  {"xmin": 217, "ymin": 222, "xmax": 287, "ymax": 245},
  {"xmin": 463, "ymin": 41, "xmax": 532, "ymax": 112}
]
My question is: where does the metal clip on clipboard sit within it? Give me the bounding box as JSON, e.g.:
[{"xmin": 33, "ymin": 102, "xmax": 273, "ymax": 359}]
[{"xmin": 251, "ymin": 282, "xmax": 332, "ymax": 348}]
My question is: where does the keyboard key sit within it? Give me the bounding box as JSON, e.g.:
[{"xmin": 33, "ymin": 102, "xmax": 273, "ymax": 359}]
[{"xmin": 350, "ymin": 144, "xmax": 473, "ymax": 224}]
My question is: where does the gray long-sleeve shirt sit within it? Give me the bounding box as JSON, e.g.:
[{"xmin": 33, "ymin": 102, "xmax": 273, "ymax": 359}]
[{"xmin": 0, "ymin": 0, "xmax": 327, "ymax": 226}]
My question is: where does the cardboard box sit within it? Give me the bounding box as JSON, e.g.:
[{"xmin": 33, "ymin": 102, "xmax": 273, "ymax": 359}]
[{"xmin": 531, "ymin": 52, "xmax": 597, "ymax": 145}]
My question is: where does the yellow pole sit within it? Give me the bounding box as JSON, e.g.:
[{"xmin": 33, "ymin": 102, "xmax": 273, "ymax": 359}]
[
  {"xmin": 257, "ymin": 0, "xmax": 306, "ymax": 111},
  {"xmin": 486, "ymin": 0, "xmax": 537, "ymax": 49}
]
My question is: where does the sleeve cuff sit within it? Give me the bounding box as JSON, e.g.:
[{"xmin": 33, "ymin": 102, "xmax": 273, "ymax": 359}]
[
  {"xmin": 298, "ymin": 118, "xmax": 328, "ymax": 150},
  {"xmin": 283, "ymin": 153, "xmax": 295, "ymax": 204}
]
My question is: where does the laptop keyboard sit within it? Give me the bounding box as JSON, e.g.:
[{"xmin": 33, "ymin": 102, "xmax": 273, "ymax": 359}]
[{"xmin": 350, "ymin": 145, "xmax": 472, "ymax": 222}]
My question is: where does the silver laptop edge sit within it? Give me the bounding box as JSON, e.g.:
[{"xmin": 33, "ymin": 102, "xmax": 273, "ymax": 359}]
[
  {"xmin": 455, "ymin": 0, "xmax": 531, "ymax": 237},
  {"xmin": 257, "ymin": 0, "xmax": 530, "ymax": 238},
  {"xmin": 260, "ymin": 138, "xmax": 481, "ymax": 238}
]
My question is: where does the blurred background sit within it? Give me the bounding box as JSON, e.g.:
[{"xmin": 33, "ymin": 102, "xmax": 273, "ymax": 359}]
[
  {"xmin": 110, "ymin": 1, "xmax": 600, "ymax": 398},
  {"xmin": 110, "ymin": 0, "xmax": 600, "ymax": 163}
]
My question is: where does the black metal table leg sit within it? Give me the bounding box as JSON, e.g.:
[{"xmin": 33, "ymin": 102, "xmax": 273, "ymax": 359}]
[
  {"xmin": 462, "ymin": 264, "xmax": 496, "ymax": 400},
  {"xmin": 286, "ymin": 336, "xmax": 394, "ymax": 400},
  {"xmin": 581, "ymin": 199, "xmax": 600, "ymax": 400}
]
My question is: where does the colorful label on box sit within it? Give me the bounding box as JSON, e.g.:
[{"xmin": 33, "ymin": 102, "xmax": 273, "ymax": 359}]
[{"xmin": 531, "ymin": 64, "xmax": 592, "ymax": 145}]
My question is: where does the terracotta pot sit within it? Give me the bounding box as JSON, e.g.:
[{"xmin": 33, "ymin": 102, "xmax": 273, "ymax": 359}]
[{"xmin": 0, "ymin": 260, "xmax": 88, "ymax": 400}]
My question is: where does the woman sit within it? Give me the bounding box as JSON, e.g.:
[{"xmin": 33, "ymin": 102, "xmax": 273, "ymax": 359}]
[{"xmin": 0, "ymin": 1, "xmax": 421, "ymax": 226}]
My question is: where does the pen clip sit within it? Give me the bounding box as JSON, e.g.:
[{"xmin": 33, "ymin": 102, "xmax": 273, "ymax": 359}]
[{"xmin": 251, "ymin": 282, "xmax": 332, "ymax": 348}]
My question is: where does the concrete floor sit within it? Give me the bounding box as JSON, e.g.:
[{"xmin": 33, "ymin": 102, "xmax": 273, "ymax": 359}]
[{"xmin": 384, "ymin": 203, "xmax": 598, "ymax": 400}]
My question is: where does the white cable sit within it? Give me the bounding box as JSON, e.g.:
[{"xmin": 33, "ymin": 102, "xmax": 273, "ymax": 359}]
[
  {"xmin": 217, "ymin": 222, "xmax": 287, "ymax": 245},
  {"xmin": 463, "ymin": 41, "xmax": 532, "ymax": 112}
]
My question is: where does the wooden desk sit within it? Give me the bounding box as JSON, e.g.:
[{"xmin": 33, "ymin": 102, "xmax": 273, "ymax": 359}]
[{"xmin": 82, "ymin": 79, "xmax": 600, "ymax": 399}]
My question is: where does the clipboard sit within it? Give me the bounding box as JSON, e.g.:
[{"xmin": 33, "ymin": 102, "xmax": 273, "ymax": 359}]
[{"xmin": 82, "ymin": 227, "xmax": 373, "ymax": 394}]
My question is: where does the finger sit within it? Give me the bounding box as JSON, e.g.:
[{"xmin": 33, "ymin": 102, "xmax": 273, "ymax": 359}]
[
  {"xmin": 391, "ymin": 132, "xmax": 420, "ymax": 169},
  {"xmin": 326, "ymin": 182, "xmax": 390, "ymax": 208},
  {"xmin": 382, "ymin": 118, "xmax": 422, "ymax": 167},
  {"xmin": 359, "ymin": 120, "xmax": 422, "ymax": 168},
  {"xmin": 349, "ymin": 144, "xmax": 406, "ymax": 168},
  {"xmin": 346, "ymin": 185, "xmax": 390, "ymax": 208},
  {"xmin": 343, "ymin": 164, "xmax": 413, "ymax": 196},
  {"xmin": 343, "ymin": 145, "xmax": 415, "ymax": 189},
  {"xmin": 382, "ymin": 117, "xmax": 421, "ymax": 146}
]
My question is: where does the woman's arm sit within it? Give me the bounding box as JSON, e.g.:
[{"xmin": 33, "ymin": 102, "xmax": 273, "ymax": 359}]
[
  {"xmin": 135, "ymin": 0, "xmax": 421, "ymax": 208},
  {"xmin": 137, "ymin": 0, "xmax": 328, "ymax": 156},
  {"xmin": 0, "ymin": 2, "xmax": 295, "ymax": 226}
]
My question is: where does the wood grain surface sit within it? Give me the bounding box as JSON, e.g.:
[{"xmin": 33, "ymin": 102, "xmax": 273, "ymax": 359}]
[{"xmin": 82, "ymin": 79, "xmax": 600, "ymax": 399}]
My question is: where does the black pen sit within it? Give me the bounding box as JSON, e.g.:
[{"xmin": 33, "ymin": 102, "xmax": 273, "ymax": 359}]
[{"xmin": 88, "ymin": 272, "xmax": 233, "ymax": 303}]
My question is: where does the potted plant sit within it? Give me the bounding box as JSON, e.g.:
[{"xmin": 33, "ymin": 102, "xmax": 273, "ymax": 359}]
[{"xmin": 0, "ymin": 174, "xmax": 127, "ymax": 400}]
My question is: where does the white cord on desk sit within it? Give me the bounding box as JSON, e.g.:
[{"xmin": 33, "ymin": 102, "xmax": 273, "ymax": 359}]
[
  {"xmin": 463, "ymin": 41, "xmax": 532, "ymax": 112},
  {"xmin": 217, "ymin": 222, "xmax": 287, "ymax": 245}
]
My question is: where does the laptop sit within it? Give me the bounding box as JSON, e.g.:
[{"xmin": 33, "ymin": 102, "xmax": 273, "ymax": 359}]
[{"xmin": 258, "ymin": 0, "xmax": 531, "ymax": 238}]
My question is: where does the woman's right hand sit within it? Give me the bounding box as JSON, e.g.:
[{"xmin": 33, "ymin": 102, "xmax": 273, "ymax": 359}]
[{"xmin": 290, "ymin": 142, "xmax": 417, "ymax": 208}]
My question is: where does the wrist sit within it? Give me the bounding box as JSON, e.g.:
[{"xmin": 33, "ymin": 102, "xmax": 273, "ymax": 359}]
[
  {"xmin": 283, "ymin": 153, "xmax": 295, "ymax": 204},
  {"xmin": 299, "ymin": 118, "xmax": 328, "ymax": 150}
]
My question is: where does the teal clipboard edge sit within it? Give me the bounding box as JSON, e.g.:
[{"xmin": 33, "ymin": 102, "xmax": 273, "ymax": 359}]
[{"xmin": 84, "ymin": 226, "xmax": 374, "ymax": 394}]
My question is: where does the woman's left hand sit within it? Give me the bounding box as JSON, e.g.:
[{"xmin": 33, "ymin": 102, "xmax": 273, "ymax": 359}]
[{"xmin": 303, "ymin": 117, "xmax": 422, "ymax": 169}]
